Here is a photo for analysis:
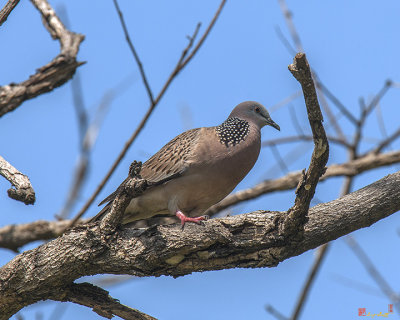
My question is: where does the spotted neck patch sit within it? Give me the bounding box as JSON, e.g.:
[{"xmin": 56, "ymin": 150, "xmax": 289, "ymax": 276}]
[{"xmin": 215, "ymin": 117, "xmax": 250, "ymax": 147}]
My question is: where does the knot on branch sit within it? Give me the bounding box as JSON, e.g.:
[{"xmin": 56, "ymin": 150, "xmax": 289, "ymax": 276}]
[{"xmin": 7, "ymin": 187, "xmax": 35, "ymax": 205}]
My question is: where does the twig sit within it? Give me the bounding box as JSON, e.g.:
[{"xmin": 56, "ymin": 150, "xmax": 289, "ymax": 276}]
[
  {"xmin": 289, "ymin": 104, "xmax": 305, "ymax": 136},
  {"xmin": 290, "ymin": 244, "xmax": 329, "ymax": 320},
  {"xmin": 316, "ymin": 80, "xmax": 358, "ymax": 125},
  {"xmin": 265, "ymin": 304, "xmax": 288, "ymax": 320},
  {"xmin": 269, "ymin": 90, "xmax": 302, "ymax": 113},
  {"xmin": 0, "ymin": 219, "xmax": 87, "ymax": 252},
  {"xmin": 281, "ymin": 53, "xmax": 329, "ymax": 235},
  {"xmin": 56, "ymin": 282, "xmax": 156, "ymax": 320},
  {"xmin": 0, "ymin": 0, "xmax": 85, "ymax": 117},
  {"xmin": 373, "ymin": 127, "xmax": 400, "ymax": 154},
  {"xmin": 0, "ymin": 155, "xmax": 35, "ymax": 205},
  {"xmin": 112, "ymin": 0, "xmax": 154, "ymax": 104},
  {"xmin": 277, "ymin": 0, "xmax": 303, "ymax": 52},
  {"xmin": 270, "ymin": 144, "xmax": 289, "ymax": 174},
  {"xmin": 58, "ymin": 77, "xmax": 131, "ymax": 219},
  {"xmin": 314, "ymin": 75, "xmax": 345, "ymax": 140},
  {"xmin": 262, "ymin": 135, "xmax": 351, "ymax": 149},
  {"xmin": 205, "ymin": 149, "xmax": 400, "ymax": 217},
  {"xmin": 289, "ymin": 171, "xmax": 354, "ymax": 320},
  {"xmin": 331, "ymin": 273, "xmax": 384, "ymax": 298},
  {"xmin": 346, "ymin": 236, "xmax": 400, "ymax": 314},
  {"xmin": 69, "ymin": 0, "xmax": 227, "ymax": 228},
  {"xmin": 375, "ymin": 102, "xmax": 388, "ymax": 138},
  {"xmin": 0, "ymin": 0, "xmax": 20, "ymax": 26},
  {"xmin": 364, "ymin": 80, "xmax": 392, "ymax": 115}
]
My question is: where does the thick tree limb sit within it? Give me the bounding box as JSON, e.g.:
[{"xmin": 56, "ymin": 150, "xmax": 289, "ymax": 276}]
[
  {"xmin": 54, "ymin": 282, "xmax": 156, "ymax": 320},
  {"xmin": 205, "ymin": 149, "xmax": 400, "ymax": 216},
  {"xmin": 0, "ymin": 0, "xmax": 84, "ymax": 117},
  {"xmin": 0, "ymin": 155, "xmax": 35, "ymax": 205},
  {"xmin": 0, "ymin": 0, "xmax": 20, "ymax": 27},
  {"xmin": 1, "ymin": 149, "xmax": 399, "ymax": 252},
  {"xmin": 1, "ymin": 171, "xmax": 399, "ymax": 318}
]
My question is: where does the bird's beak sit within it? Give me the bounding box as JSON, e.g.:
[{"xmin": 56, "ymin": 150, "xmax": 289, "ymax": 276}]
[{"xmin": 266, "ymin": 118, "xmax": 280, "ymax": 131}]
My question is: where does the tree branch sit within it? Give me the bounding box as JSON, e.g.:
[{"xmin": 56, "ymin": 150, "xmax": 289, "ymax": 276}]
[
  {"xmin": 0, "ymin": 155, "xmax": 35, "ymax": 205},
  {"xmin": 1, "ymin": 171, "xmax": 400, "ymax": 318},
  {"xmin": 0, "ymin": 0, "xmax": 20, "ymax": 27},
  {"xmin": 54, "ymin": 282, "xmax": 156, "ymax": 320},
  {"xmin": 0, "ymin": 0, "xmax": 84, "ymax": 117},
  {"xmin": 205, "ymin": 149, "xmax": 400, "ymax": 216},
  {"xmin": 281, "ymin": 53, "xmax": 329, "ymax": 235},
  {"xmin": 1, "ymin": 149, "xmax": 398, "ymax": 252}
]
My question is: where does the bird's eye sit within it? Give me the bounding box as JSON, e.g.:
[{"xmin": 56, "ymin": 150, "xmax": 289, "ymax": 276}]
[{"xmin": 255, "ymin": 107, "xmax": 260, "ymax": 113}]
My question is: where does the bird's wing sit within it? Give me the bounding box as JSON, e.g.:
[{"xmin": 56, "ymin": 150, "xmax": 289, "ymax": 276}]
[
  {"xmin": 94, "ymin": 128, "xmax": 201, "ymax": 215},
  {"xmin": 140, "ymin": 128, "xmax": 201, "ymax": 182}
]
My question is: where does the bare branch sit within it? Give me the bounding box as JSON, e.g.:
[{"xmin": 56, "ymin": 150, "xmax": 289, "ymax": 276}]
[
  {"xmin": 0, "ymin": 219, "xmax": 85, "ymax": 252},
  {"xmin": 0, "ymin": 0, "xmax": 20, "ymax": 26},
  {"xmin": 373, "ymin": 127, "xmax": 400, "ymax": 154},
  {"xmin": 269, "ymin": 90, "xmax": 302, "ymax": 113},
  {"xmin": 316, "ymin": 80, "xmax": 358, "ymax": 125},
  {"xmin": 282, "ymin": 53, "xmax": 329, "ymax": 234},
  {"xmin": 265, "ymin": 304, "xmax": 288, "ymax": 320},
  {"xmin": 346, "ymin": 236, "xmax": 400, "ymax": 313},
  {"xmin": 290, "ymin": 244, "xmax": 329, "ymax": 320},
  {"xmin": 112, "ymin": 0, "xmax": 154, "ymax": 104},
  {"xmin": 205, "ymin": 150, "xmax": 400, "ymax": 216},
  {"xmin": 269, "ymin": 144, "xmax": 289, "ymax": 174},
  {"xmin": 55, "ymin": 282, "xmax": 156, "ymax": 320},
  {"xmin": 277, "ymin": 0, "xmax": 303, "ymax": 52},
  {"xmin": 0, "ymin": 155, "xmax": 35, "ymax": 205},
  {"xmin": 262, "ymin": 134, "xmax": 351, "ymax": 149},
  {"xmin": 0, "ymin": 0, "xmax": 84, "ymax": 118},
  {"xmin": 289, "ymin": 174, "xmax": 354, "ymax": 320},
  {"xmin": 1, "ymin": 171, "xmax": 400, "ymax": 318},
  {"xmin": 69, "ymin": 0, "xmax": 227, "ymax": 227}
]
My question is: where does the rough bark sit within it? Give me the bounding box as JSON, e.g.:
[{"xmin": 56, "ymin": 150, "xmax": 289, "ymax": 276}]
[
  {"xmin": 0, "ymin": 171, "xmax": 399, "ymax": 318},
  {"xmin": 0, "ymin": 155, "xmax": 35, "ymax": 205}
]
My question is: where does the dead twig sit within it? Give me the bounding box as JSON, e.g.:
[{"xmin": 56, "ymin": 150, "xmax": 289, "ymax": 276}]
[
  {"xmin": 281, "ymin": 53, "xmax": 329, "ymax": 235},
  {"xmin": 0, "ymin": 155, "xmax": 35, "ymax": 205}
]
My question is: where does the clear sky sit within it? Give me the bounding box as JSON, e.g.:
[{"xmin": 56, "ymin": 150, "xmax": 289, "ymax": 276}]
[{"xmin": 1, "ymin": 0, "xmax": 400, "ymax": 319}]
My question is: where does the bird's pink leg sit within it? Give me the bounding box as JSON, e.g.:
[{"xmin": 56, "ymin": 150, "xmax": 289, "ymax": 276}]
[{"xmin": 176, "ymin": 210, "xmax": 208, "ymax": 228}]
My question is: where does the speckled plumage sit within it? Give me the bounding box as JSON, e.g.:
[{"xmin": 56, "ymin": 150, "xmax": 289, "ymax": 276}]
[
  {"xmin": 91, "ymin": 101, "xmax": 280, "ymax": 225},
  {"xmin": 215, "ymin": 117, "xmax": 250, "ymax": 147}
]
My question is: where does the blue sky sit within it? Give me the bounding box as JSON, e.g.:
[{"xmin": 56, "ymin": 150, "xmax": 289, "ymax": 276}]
[{"xmin": 1, "ymin": 0, "xmax": 400, "ymax": 319}]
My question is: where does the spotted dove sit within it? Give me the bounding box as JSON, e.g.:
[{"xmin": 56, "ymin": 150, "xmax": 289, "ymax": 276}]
[{"xmin": 91, "ymin": 101, "xmax": 280, "ymax": 227}]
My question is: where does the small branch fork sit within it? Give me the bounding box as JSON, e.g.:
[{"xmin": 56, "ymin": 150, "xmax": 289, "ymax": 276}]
[
  {"xmin": 0, "ymin": 0, "xmax": 85, "ymax": 117},
  {"xmin": 280, "ymin": 53, "xmax": 329, "ymax": 236},
  {"xmin": 0, "ymin": 155, "xmax": 35, "ymax": 205}
]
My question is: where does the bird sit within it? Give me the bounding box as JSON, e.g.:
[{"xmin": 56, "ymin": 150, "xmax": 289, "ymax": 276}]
[{"xmin": 90, "ymin": 101, "xmax": 280, "ymax": 227}]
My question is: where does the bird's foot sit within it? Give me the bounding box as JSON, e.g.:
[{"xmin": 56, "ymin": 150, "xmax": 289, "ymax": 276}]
[{"xmin": 176, "ymin": 211, "xmax": 208, "ymax": 229}]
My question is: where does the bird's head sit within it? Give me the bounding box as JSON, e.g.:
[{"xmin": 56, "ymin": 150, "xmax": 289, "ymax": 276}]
[{"xmin": 229, "ymin": 101, "xmax": 280, "ymax": 131}]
